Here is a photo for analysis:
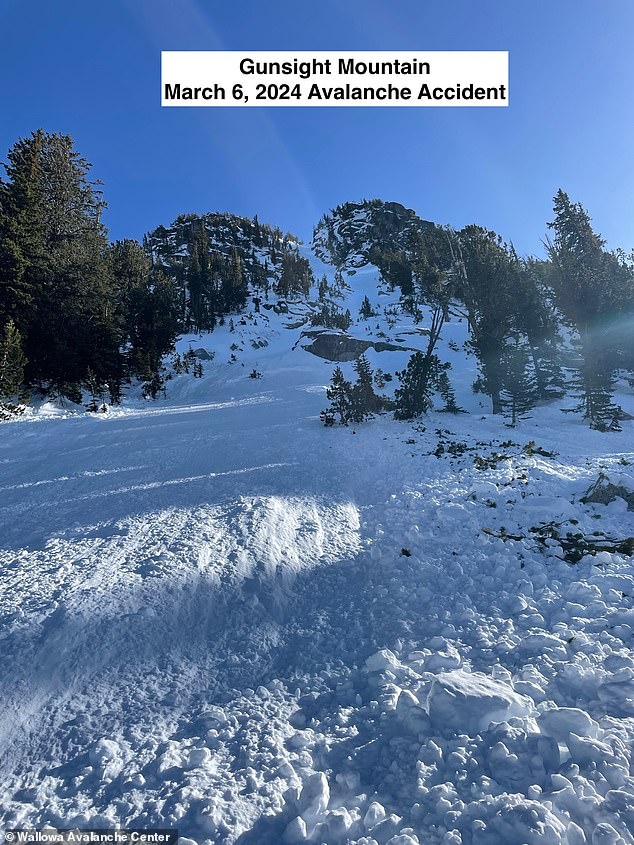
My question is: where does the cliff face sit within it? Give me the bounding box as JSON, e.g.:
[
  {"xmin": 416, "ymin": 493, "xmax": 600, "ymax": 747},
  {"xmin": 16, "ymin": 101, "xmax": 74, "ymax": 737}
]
[{"xmin": 312, "ymin": 199, "xmax": 436, "ymax": 272}]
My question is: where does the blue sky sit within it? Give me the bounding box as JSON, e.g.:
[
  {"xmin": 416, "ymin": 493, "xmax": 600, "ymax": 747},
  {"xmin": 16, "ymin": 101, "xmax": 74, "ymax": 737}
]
[{"xmin": 1, "ymin": 0, "xmax": 633, "ymax": 256}]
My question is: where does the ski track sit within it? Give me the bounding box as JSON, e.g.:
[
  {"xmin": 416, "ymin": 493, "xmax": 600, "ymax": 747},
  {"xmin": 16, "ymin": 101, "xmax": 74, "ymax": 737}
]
[{"xmin": 2, "ymin": 313, "xmax": 634, "ymax": 841}]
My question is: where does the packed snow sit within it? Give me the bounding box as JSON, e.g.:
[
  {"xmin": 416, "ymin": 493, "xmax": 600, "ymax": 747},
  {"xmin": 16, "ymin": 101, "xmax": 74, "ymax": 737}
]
[{"xmin": 1, "ymin": 253, "xmax": 634, "ymax": 845}]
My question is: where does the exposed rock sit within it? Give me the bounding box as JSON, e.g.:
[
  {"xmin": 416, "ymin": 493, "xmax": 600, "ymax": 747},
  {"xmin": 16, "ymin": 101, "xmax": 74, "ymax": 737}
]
[
  {"xmin": 312, "ymin": 199, "xmax": 434, "ymax": 272},
  {"xmin": 192, "ymin": 347, "xmax": 214, "ymax": 360},
  {"xmin": 301, "ymin": 330, "xmax": 416, "ymax": 362}
]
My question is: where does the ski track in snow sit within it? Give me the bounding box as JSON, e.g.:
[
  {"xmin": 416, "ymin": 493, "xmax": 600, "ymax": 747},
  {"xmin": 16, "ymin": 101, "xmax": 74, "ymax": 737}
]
[{"xmin": 2, "ymin": 267, "xmax": 634, "ymax": 843}]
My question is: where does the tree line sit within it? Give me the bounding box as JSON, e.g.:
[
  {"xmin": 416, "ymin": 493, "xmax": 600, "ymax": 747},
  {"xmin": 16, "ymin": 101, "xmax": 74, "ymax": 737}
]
[
  {"xmin": 321, "ymin": 195, "xmax": 634, "ymax": 430},
  {"xmin": 0, "ymin": 130, "xmax": 312, "ymax": 416},
  {"xmin": 0, "ymin": 130, "xmax": 181, "ymax": 413},
  {"xmin": 2, "ymin": 131, "xmax": 633, "ymax": 430}
]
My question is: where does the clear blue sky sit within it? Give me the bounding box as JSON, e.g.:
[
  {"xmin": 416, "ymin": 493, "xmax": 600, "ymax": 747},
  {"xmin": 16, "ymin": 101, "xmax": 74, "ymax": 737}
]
[{"xmin": 1, "ymin": 0, "xmax": 633, "ymax": 256}]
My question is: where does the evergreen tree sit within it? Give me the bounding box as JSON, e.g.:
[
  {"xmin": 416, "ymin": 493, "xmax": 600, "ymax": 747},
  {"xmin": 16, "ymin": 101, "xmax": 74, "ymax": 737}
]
[
  {"xmin": 456, "ymin": 225, "xmax": 518, "ymax": 413},
  {"xmin": 499, "ymin": 337, "xmax": 537, "ymax": 425},
  {"xmin": 0, "ymin": 319, "xmax": 27, "ymax": 416},
  {"xmin": 546, "ymin": 190, "xmax": 630, "ymax": 427},
  {"xmin": 388, "ymin": 228, "xmax": 458, "ymax": 420},
  {"xmin": 84, "ymin": 367, "xmax": 102, "ymax": 412},
  {"xmin": 127, "ymin": 268, "xmax": 180, "ymax": 396},
  {"xmin": 359, "ymin": 295, "xmax": 375, "ymax": 319},
  {"xmin": 0, "ymin": 130, "xmax": 123, "ymax": 399},
  {"xmin": 323, "ymin": 366, "xmax": 353, "ymax": 425},
  {"xmin": 350, "ymin": 354, "xmax": 381, "ymax": 420},
  {"xmin": 188, "ymin": 222, "xmax": 214, "ymax": 330},
  {"xmin": 512, "ymin": 258, "xmax": 564, "ymax": 400},
  {"xmin": 277, "ymin": 253, "xmax": 313, "ymax": 298},
  {"xmin": 394, "ymin": 352, "xmax": 435, "ymax": 419}
]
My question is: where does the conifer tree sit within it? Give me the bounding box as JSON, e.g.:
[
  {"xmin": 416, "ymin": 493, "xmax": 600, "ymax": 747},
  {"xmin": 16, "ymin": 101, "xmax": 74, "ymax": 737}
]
[
  {"xmin": 127, "ymin": 267, "xmax": 180, "ymax": 396},
  {"xmin": 323, "ymin": 366, "xmax": 353, "ymax": 425},
  {"xmin": 499, "ymin": 337, "xmax": 537, "ymax": 425},
  {"xmin": 456, "ymin": 225, "xmax": 518, "ymax": 413},
  {"xmin": 0, "ymin": 130, "xmax": 122, "ymax": 399},
  {"xmin": 546, "ymin": 190, "xmax": 630, "ymax": 428},
  {"xmin": 359, "ymin": 295, "xmax": 374, "ymax": 319},
  {"xmin": 0, "ymin": 319, "xmax": 27, "ymax": 416},
  {"xmin": 512, "ymin": 258, "xmax": 564, "ymax": 400},
  {"xmin": 350, "ymin": 354, "xmax": 381, "ymax": 421},
  {"xmin": 394, "ymin": 352, "xmax": 435, "ymax": 419}
]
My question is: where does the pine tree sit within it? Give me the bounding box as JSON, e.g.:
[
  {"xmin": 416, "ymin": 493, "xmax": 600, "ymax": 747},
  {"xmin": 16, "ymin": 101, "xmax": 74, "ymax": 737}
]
[
  {"xmin": 437, "ymin": 365, "xmax": 461, "ymax": 413},
  {"xmin": 512, "ymin": 259, "xmax": 563, "ymax": 400},
  {"xmin": 127, "ymin": 267, "xmax": 180, "ymax": 396},
  {"xmin": 187, "ymin": 223, "xmax": 214, "ymax": 330},
  {"xmin": 85, "ymin": 367, "xmax": 102, "ymax": 412},
  {"xmin": 323, "ymin": 366, "xmax": 353, "ymax": 425},
  {"xmin": 277, "ymin": 253, "xmax": 313, "ymax": 298},
  {"xmin": 0, "ymin": 319, "xmax": 27, "ymax": 416},
  {"xmin": 394, "ymin": 352, "xmax": 434, "ymax": 419},
  {"xmin": 359, "ymin": 295, "xmax": 374, "ymax": 319},
  {"xmin": 456, "ymin": 225, "xmax": 518, "ymax": 414},
  {"xmin": 499, "ymin": 337, "xmax": 537, "ymax": 425},
  {"xmin": 546, "ymin": 190, "xmax": 630, "ymax": 427},
  {"xmin": 0, "ymin": 130, "xmax": 123, "ymax": 399},
  {"xmin": 350, "ymin": 354, "xmax": 381, "ymax": 420}
]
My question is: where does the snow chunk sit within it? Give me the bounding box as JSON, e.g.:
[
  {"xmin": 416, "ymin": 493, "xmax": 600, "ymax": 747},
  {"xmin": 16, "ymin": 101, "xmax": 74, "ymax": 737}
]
[
  {"xmin": 283, "ymin": 816, "xmax": 308, "ymax": 842},
  {"xmin": 427, "ymin": 670, "xmax": 532, "ymax": 734},
  {"xmin": 297, "ymin": 772, "xmax": 330, "ymax": 828},
  {"xmin": 515, "ymin": 632, "xmax": 568, "ymax": 659},
  {"xmin": 88, "ymin": 738, "xmax": 124, "ymax": 779},
  {"xmin": 365, "ymin": 649, "xmax": 400, "ymax": 674},
  {"xmin": 537, "ymin": 707, "xmax": 599, "ymax": 743},
  {"xmin": 591, "ymin": 822, "xmax": 621, "ymax": 845},
  {"xmin": 395, "ymin": 689, "xmax": 431, "ymax": 735},
  {"xmin": 88, "ymin": 738, "xmax": 120, "ymax": 766},
  {"xmin": 364, "ymin": 801, "xmax": 386, "ymax": 830},
  {"xmin": 186, "ymin": 747, "xmax": 212, "ymax": 769}
]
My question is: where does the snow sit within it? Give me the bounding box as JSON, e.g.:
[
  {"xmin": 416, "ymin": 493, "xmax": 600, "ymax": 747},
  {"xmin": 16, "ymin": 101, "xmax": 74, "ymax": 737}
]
[
  {"xmin": 1, "ymin": 256, "xmax": 634, "ymax": 844},
  {"xmin": 426, "ymin": 670, "xmax": 533, "ymax": 734}
]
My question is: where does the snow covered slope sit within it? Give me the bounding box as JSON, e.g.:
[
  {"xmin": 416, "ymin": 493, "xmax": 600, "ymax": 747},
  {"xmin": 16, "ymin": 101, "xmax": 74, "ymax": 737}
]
[{"xmin": 1, "ymin": 251, "xmax": 634, "ymax": 845}]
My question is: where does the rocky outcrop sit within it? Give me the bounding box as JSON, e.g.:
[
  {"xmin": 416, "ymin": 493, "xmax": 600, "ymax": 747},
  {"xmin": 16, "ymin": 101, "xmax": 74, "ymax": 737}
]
[
  {"xmin": 300, "ymin": 330, "xmax": 416, "ymax": 362},
  {"xmin": 312, "ymin": 199, "xmax": 435, "ymax": 272}
]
